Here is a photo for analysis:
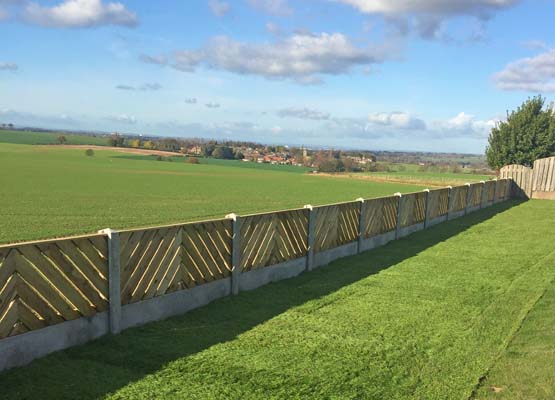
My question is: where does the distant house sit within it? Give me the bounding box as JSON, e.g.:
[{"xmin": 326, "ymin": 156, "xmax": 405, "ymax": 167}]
[{"xmin": 187, "ymin": 145, "xmax": 202, "ymax": 155}]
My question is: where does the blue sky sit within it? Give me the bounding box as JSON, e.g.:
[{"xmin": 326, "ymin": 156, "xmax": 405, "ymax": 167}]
[{"xmin": 1, "ymin": 0, "xmax": 555, "ymax": 153}]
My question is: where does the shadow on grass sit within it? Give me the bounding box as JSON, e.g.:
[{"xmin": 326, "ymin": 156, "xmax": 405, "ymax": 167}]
[{"xmin": 0, "ymin": 201, "xmax": 522, "ymax": 400}]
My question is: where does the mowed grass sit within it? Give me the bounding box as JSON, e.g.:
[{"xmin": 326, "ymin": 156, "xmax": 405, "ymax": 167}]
[
  {"xmin": 0, "ymin": 144, "xmax": 424, "ymax": 243},
  {"xmin": 1, "ymin": 200, "xmax": 554, "ymax": 399},
  {"xmin": 0, "ymin": 129, "xmax": 107, "ymax": 146}
]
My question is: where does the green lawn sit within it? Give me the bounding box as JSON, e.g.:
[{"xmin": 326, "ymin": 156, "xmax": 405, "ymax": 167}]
[
  {"xmin": 0, "ymin": 129, "xmax": 107, "ymax": 146},
  {"xmin": 1, "ymin": 200, "xmax": 554, "ymax": 399},
  {"xmin": 0, "ymin": 143, "xmax": 424, "ymax": 243}
]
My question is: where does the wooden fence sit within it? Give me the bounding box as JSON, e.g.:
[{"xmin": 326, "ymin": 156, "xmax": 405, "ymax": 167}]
[
  {"xmin": 499, "ymin": 156, "xmax": 555, "ymax": 199},
  {"xmin": 0, "ymin": 178, "xmax": 512, "ymax": 371}
]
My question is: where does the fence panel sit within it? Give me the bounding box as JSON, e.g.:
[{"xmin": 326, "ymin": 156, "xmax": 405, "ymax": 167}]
[
  {"xmin": 119, "ymin": 219, "xmax": 232, "ymax": 305},
  {"xmin": 314, "ymin": 202, "xmax": 360, "ymax": 253},
  {"xmin": 0, "ymin": 235, "xmax": 109, "ymax": 339},
  {"xmin": 449, "ymin": 185, "xmax": 468, "ymax": 213},
  {"xmin": 427, "ymin": 188, "xmax": 449, "ymax": 220},
  {"xmin": 399, "ymin": 192, "xmax": 427, "ymax": 228},
  {"xmin": 467, "ymin": 183, "xmax": 483, "ymax": 208},
  {"xmin": 240, "ymin": 208, "xmax": 308, "ymax": 272},
  {"xmin": 484, "ymin": 180, "xmax": 496, "ymax": 203},
  {"xmin": 362, "ymin": 195, "xmax": 399, "ymax": 238},
  {"xmin": 500, "ymin": 164, "xmax": 532, "ymax": 198},
  {"xmin": 495, "ymin": 179, "xmax": 509, "ymax": 202},
  {"xmin": 532, "ymin": 157, "xmax": 555, "ymax": 198}
]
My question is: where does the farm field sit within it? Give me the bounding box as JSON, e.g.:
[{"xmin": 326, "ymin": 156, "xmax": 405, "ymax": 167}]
[
  {"xmin": 0, "ymin": 129, "xmax": 107, "ymax": 146},
  {"xmin": 359, "ymin": 162, "xmax": 494, "ymax": 185},
  {"xmin": 0, "ymin": 143, "xmax": 425, "ymax": 244},
  {"xmin": 1, "ymin": 200, "xmax": 554, "ymax": 399}
]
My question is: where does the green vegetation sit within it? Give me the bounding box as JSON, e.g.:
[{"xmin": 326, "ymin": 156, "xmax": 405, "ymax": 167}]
[
  {"xmin": 486, "ymin": 95, "xmax": 555, "ymax": 169},
  {"xmin": 0, "ymin": 143, "xmax": 422, "ymax": 243},
  {"xmin": 361, "ymin": 162, "xmax": 493, "ymax": 184},
  {"xmin": 1, "ymin": 201, "xmax": 554, "ymax": 399},
  {"xmin": 0, "ymin": 129, "xmax": 107, "ymax": 146}
]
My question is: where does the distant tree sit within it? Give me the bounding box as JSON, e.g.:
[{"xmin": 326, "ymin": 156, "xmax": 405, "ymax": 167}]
[
  {"xmin": 187, "ymin": 156, "xmax": 200, "ymax": 164},
  {"xmin": 234, "ymin": 151, "xmax": 244, "ymax": 160},
  {"xmin": 108, "ymin": 133, "xmax": 125, "ymax": 147},
  {"xmin": 128, "ymin": 139, "xmax": 142, "ymax": 148},
  {"xmin": 57, "ymin": 135, "xmax": 67, "ymax": 145},
  {"xmin": 85, "ymin": 149, "xmax": 94, "ymax": 156},
  {"xmin": 318, "ymin": 159, "xmax": 345, "ymax": 173},
  {"xmin": 212, "ymin": 146, "xmax": 234, "ymax": 159},
  {"xmin": 143, "ymin": 140, "xmax": 156, "ymax": 150},
  {"xmin": 486, "ymin": 96, "xmax": 555, "ymax": 169},
  {"xmin": 202, "ymin": 143, "xmax": 216, "ymax": 157}
]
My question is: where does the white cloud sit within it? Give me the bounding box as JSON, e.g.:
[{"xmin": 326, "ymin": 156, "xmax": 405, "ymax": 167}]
[
  {"xmin": 493, "ymin": 49, "xmax": 555, "ymax": 92},
  {"xmin": 107, "ymin": 114, "xmax": 137, "ymax": 124},
  {"xmin": 367, "ymin": 111, "xmax": 426, "ymax": 130},
  {"xmin": 248, "ymin": 0, "xmax": 292, "ymax": 16},
  {"xmin": 205, "ymin": 102, "xmax": 221, "ymax": 108},
  {"xmin": 142, "ymin": 31, "xmax": 399, "ymax": 84},
  {"xmin": 184, "ymin": 98, "xmax": 197, "ymax": 104},
  {"xmin": 433, "ymin": 112, "xmax": 498, "ymax": 138},
  {"xmin": 266, "ymin": 22, "xmax": 281, "ymax": 35},
  {"xmin": 277, "ymin": 107, "xmax": 330, "ymax": 120},
  {"xmin": 115, "ymin": 83, "xmax": 161, "ymax": 91},
  {"xmin": 24, "ymin": 0, "xmax": 138, "ymax": 28},
  {"xmin": 335, "ymin": 0, "xmax": 519, "ymax": 40},
  {"xmin": 208, "ymin": 0, "xmax": 230, "ymax": 17},
  {"xmin": 0, "ymin": 62, "xmax": 18, "ymax": 71},
  {"xmin": 335, "ymin": 0, "xmax": 517, "ymax": 16}
]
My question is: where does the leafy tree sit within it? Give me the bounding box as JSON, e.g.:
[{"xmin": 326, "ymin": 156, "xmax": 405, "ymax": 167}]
[
  {"xmin": 57, "ymin": 135, "xmax": 67, "ymax": 145},
  {"xmin": 85, "ymin": 149, "xmax": 94, "ymax": 156},
  {"xmin": 212, "ymin": 146, "xmax": 234, "ymax": 159},
  {"xmin": 234, "ymin": 151, "xmax": 244, "ymax": 160},
  {"xmin": 108, "ymin": 133, "xmax": 125, "ymax": 147},
  {"xmin": 486, "ymin": 96, "xmax": 555, "ymax": 169}
]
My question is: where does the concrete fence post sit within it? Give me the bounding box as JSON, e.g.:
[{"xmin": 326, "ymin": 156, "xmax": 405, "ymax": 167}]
[
  {"xmin": 226, "ymin": 213, "xmax": 242, "ymax": 295},
  {"xmin": 304, "ymin": 205, "xmax": 316, "ymax": 271},
  {"xmin": 492, "ymin": 178, "xmax": 499, "ymax": 204},
  {"xmin": 98, "ymin": 228, "xmax": 121, "ymax": 335},
  {"xmin": 464, "ymin": 183, "xmax": 472, "ymax": 215},
  {"xmin": 446, "ymin": 186, "xmax": 453, "ymax": 220},
  {"xmin": 394, "ymin": 193, "xmax": 403, "ymax": 239},
  {"xmin": 356, "ymin": 198, "xmax": 366, "ymax": 253},
  {"xmin": 480, "ymin": 180, "xmax": 487, "ymax": 208},
  {"xmin": 423, "ymin": 189, "xmax": 430, "ymax": 229}
]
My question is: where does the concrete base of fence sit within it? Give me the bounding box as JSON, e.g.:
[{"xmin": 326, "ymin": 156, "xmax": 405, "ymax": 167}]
[
  {"xmin": 398, "ymin": 222, "xmax": 425, "ymax": 238},
  {"xmin": 314, "ymin": 242, "xmax": 358, "ymax": 269},
  {"xmin": 427, "ymin": 215, "xmax": 448, "ymax": 227},
  {"xmin": 120, "ymin": 278, "xmax": 231, "ymax": 331},
  {"xmin": 532, "ymin": 191, "xmax": 555, "ymax": 200},
  {"xmin": 467, "ymin": 205, "xmax": 481, "ymax": 213},
  {"xmin": 360, "ymin": 231, "xmax": 396, "ymax": 252},
  {"xmin": 481, "ymin": 201, "xmax": 494, "ymax": 208},
  {"xmin": 239, "ymin": 258, "xmax": 306, "ymax": 292},
  {"xmin": 448, "ymin": 210, "xmax": 466, "ymax": 220},
  {"xmin": 0, "ymin": 312, "xmax": 109, "ymax": 371}
]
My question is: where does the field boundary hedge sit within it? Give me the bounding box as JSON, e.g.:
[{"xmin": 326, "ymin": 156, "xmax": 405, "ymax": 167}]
[{"xmin": 0, "ymin": 179, "xmax": 513, "ymax": 371}]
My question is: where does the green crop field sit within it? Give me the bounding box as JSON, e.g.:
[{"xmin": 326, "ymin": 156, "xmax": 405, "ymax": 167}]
[
  {"xmin": 361, "ymin": 162, "xmax": 494, "ymax": 184},
  {"xmin": 1, "ymin": 200, "xmax": 553, "ymax": 399},
  {"xmin": 0, "ymin": 143, "xmax": 425, "ymax": 244},
  {"xmin": 0, "ymin": 129, "xmax": 108, "ymax": 146}
]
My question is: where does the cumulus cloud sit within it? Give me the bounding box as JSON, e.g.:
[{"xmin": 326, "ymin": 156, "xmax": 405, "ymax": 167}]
[
  {"xmin": 23, "ymin": 0, "xmax": 138, "ymax": 28},
  {"xmin": 247, "ymin": 0, "xmax": 292, "ymax": 16},
  {"xmin": 139, "ymin": 54, "xmax": 167, "ymax": 65},
  {"xmin": 205, "ymin": 102, "xmax": 220, "ymax": 108},
  {"xmin": 493, "ymin": 49, "xmax": 555, "ymax": 92},
  {"xmin": 184, "ymin": 98, "xmax": 197, "ymax": 104},
  {"xmin": 107, "ymin": 113, "xmax": 137, "ymax": 124},
  {"xmin": 277, "ymin": 107, "xmax": 330, "ymax": 120},
  {"xmin": 0, "ymin": 62, "xmax": 18, "ymax": 71},
  {"xmin": 208, "ymin": 0, "xmax": 230, "ymax": 17},
  {"xmin": 141, "ymin": 31, "xmax": 399, "ymax": 84},
  {"xmin": 115, "ymin": 83, "xmax": 161, "ymax": 91},
  {"xmin": 432, "ymin": 112, "xmax": 498, "ymax": 138},
  {"xmin": 367, "ymin": 111, "xmax": 426, "ymax": 130},
  {"xmin": 336, "ymin": 0, "xmax": 519, "ymax": 40}
]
